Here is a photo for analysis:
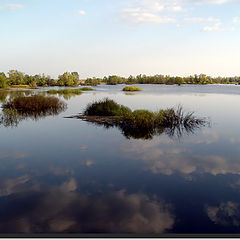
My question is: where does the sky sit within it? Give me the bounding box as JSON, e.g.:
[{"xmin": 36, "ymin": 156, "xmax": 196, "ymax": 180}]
[{"xmin": 1, "ymin": 0, "xmax": 240, "ymax": 78}]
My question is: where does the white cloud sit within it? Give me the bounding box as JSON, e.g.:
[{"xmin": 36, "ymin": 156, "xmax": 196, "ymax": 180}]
[
  {"xmin": 121, "ymin": 0, "xmax": 178, "ymax": 24},
  {"xmin": 78, "ymin": 10, "xmax": 86, "ymax": 15},
  {"xmin": 122, "ymin": 8, "xmax": 175, "ymax": 24},
  {"xmin": 203, "ymin": 22, "xmax": 222, "ymax": 31},
  {"xmin": 184, "ymin": 17, "xmax": 220, "ymax": 23},
  {"xmin": 6, "ymin": 3, "xmax": 24, "ymax": 10}
]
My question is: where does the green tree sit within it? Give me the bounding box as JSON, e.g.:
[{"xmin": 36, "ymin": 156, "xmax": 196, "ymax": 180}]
[
  {"xmin": 0, "ymin": 72, "xmax": 8, "ymax": 88},
  {"xmin": 8, "ymin": 70, "xmax": 25, "ymax": 85}
]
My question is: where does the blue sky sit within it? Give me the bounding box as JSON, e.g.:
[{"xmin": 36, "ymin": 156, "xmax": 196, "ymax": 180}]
[{"xmin": 1, "ymin": 0, "xmax": 240, "ymax": 78}]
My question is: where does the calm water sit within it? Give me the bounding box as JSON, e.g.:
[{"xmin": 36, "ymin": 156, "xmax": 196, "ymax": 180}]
[{"xmin": 1, "ymin": 84, "xmax": 240, "ymax": 235}]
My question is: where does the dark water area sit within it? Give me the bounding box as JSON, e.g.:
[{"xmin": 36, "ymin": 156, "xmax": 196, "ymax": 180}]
[{"xmin": 1, "ymin": 84, "xmax": 240, "ymax": 235}]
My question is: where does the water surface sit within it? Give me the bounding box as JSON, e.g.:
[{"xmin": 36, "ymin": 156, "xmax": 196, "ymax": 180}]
[{"xmin": 0, "ymin": 84, "xmax": 240, "ymax": 235}]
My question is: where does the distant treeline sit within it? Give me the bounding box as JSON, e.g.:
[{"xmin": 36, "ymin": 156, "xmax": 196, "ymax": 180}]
[
  {"xmin": 0, "ymin": 70, "xmax": 79, "ymax": 88},
  {"xmin": 86, "ymin": 74, "xmax": 240, "ymax": 86},
  {"xmin": 1, "ymin": 70, "xmax": 240, "ymax": 89}
]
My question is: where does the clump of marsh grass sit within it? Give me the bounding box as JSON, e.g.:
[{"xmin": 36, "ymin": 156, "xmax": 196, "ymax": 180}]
[
  {"xmin": 46, "ymin": 89, "xmax": 83, "ymax": 100},
  {"xmin": 80, "ymin": 87, "xmax": 95, "ymax": 91},
  {"xmin": 79, "ymin": 99, "xmax": 208, "ymax": 139},
  {"xmin": 2, "ymin": 95, "xmax": 67, "ymax": 122},
  {"xmin": 83, "ymin": 98, "xmax": 131, "ymax": 116},
  {"xmin": 47, "ymin": 89, "xmax": 82, "ymax": 95},
  {"xmin": 122, "ymin": 86, "xmax": 142, "ymax": 92},
  {"xmin": 122, "ymin": 110, "xmax": 155, "ymax": 129}
]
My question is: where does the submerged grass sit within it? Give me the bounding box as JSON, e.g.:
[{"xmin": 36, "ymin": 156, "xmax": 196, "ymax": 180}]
[
  {"xmin": 79, "ymin": 98, "xmax": 208, "ymax": 139},
  {"xmin": 122, "ymin": 86, "xmax": 142, "ymax": 92}
]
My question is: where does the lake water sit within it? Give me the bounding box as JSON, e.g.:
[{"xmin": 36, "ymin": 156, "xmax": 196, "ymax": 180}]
[{"xmin": 1, "ymin": 84, "xmax": 240, "ymax": 235}]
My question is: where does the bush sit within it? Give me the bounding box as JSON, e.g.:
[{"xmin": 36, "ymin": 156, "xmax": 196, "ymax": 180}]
[
  {"xmin": 84, "ymin": 98, "xmax": 131, "ymax": 116},
  {"xmin": 122, "ymin": 86, "xmax": 142, "ymax": 92}
]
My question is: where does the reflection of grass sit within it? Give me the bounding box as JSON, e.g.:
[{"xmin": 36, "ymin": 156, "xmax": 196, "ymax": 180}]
[
  {"xmin": 122, "ymin": 86, "xmax": 142, "ymax": 92},
  {"xmin": 75, "ymin": 99, "xmax": 208, "ymax": 139},
  {"xmin": 1, "ymin": 95, "xmax": 67, "ymax": 127}
]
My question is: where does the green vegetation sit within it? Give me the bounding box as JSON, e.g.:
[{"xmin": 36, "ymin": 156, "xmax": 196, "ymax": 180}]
[
  {"xmin": 80, "ymin": 87, "xmax": 95, "ymax": 91},
  {"xmin": 2, "ymin": 70, "xmax": 240, "ymax": 89},
  {"xmin": 10, "ymin": 85, "xmax": 32, "ymax": 89},
  {"xmin": 46, "ymin": 89, "xmax": 83, "ymax": 100},
  {"xmin": 79, "ymin": 99, "xmax": 207, "ymax": 139},
  {"xmin": 1, "ymin": 95, "xmax": 67, "ymax": 127},
  {"xmin": 56, "ymin": 72, "xmax": 79, "ymax": 87},
  {"xmin": 83, "ymin": 78, "xmax": 102, "ymax": 86},
  {"xmin": 0, "ymin": 73, "xmax": 8, "ymax": 89},
  {"xmin": 122, "ymin": 86, "xmax": 142, "ymax": 92},
  {"xmin": 2, "ymin": 95, "xmax": 67, "ymax": 116},
  {"xmin": 97, "ymin": 74, "xmax": 240, "ymax": 85},
  {"xmin": 84, "ymin": 98, "xmax": 131, "ymax": 116},
  {"xmin": 47, "ymin": 89, "xmax": 82, "ymax": 95}
]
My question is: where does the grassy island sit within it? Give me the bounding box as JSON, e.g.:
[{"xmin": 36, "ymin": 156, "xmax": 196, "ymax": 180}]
[
  {"xmin": 79, "ymin": 87, "xmax": 95, "ymax": 91},
  {"xmin": 122, "ymin": 86, "xmax": 142, "ymax": 92},
  {"xmin": 69, "ymin": 98, "xmax": 207, "ymax": 139},
  {"xmin": 47, "ymin": 89, "xmax": 82, "ymax": 95},
  {"xmin": 1, "ymin": 95, "xmax": 67, "ymax": 127}
]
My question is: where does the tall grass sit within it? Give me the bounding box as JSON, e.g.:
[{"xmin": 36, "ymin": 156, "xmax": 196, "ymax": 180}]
[
  {"xmin": 47, "ymin": 89, "xmax": 82, "ymax": 95},
  {"xmin": 79, "ymin": 87, "xmax": 95, "ymax": 91},
  {"xmin": 2, "ymin": 95, "xmax": 67, "ymax": 119},
  {"xmin": 84, "ymin": 98, "xmax": 131, "ymax": 116}
]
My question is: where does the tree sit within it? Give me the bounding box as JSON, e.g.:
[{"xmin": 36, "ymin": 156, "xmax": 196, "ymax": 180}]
[
  {"xmin": 57, "ymin": 72, "xmax": 79, "ymax": 86},
  {"xmin": 8, "ymin": 70, "xmax": 24, "ymax": 85},
  {"xmin": 0, "ymin": 72, "xmax": 8, "ymax": 88}
]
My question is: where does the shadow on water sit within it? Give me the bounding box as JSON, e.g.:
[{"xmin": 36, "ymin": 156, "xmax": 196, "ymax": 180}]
[{"xmin": 0, "ymin": 94, "xmax": 67, "ymax": 127}]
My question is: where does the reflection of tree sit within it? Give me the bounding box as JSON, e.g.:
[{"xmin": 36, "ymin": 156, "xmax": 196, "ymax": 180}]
[{"xmin": 0, "ymin": 187, "xmax": 174, "ymax": 234}]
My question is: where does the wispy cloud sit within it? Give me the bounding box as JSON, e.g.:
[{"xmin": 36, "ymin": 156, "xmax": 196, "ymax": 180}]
[
  {"xmin": 184, "ymin": 17, "xmax": 220, "ymax": 23},
  {"xmin": 203, "ymin": 22, "xmax": 222, "ymax": 31},
  {"xmin": 78, "ymin": 10, "xmax": 86, "ymax": 15},
  {"xmin": 6, "ymin": 3, "xmax": 24, "ymax": 10},
  {"xmin": 233, "ymin": 16, "xmax": 240, "ymax": 24},
  {"xmin": 122, "ymin": 8, "xmax": 175, "ymax": 24},
  {"xmin": 121, "ymin": 0, "xmax": 179, "ymax": 24}
]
